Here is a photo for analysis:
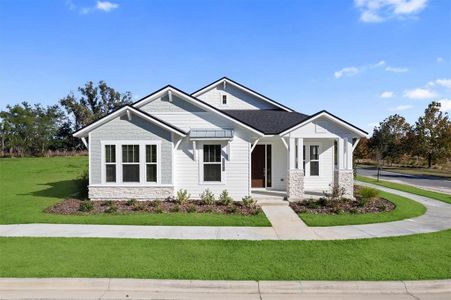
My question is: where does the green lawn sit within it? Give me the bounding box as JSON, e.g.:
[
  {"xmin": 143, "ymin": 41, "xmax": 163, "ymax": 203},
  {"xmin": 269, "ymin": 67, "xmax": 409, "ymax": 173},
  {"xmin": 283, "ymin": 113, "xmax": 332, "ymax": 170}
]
[
  {"xmin": 358, "ymin": 164, "xmax": 451, "ymax": 179},
  {"xmin": 0, "ymin": 156, "xmax": 270, "ymax": 226},
  {"xmin": 1, "ymin": 230, "xmax": 451, "ymax": 280},
  {"xmin": 356, "ymin": 175, "xmax": 451, "ymax": 204},
  {"xmin": 299, "ymin": 190, "xmax": 426, "ymax": 226}
]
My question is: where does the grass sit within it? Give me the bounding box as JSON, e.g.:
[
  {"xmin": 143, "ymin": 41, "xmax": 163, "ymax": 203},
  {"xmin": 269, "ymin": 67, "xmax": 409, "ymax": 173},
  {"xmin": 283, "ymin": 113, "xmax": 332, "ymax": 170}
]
[
  {"xmin": 0, "ymin": 156, "xmax": 270, "ymax": 226},
  {"xmin": 299, "ymin": 190, "xmax": 426, "ymax": 226},
  {"xmin": 1, "ymin": 230, "xmax": 451, "ymax": 280},
  {"xmin": 358, "ymin": 164, "xmax": 451, "ymax": 179},
  {"xmin": 356, "ymin": 175, "xmax": 451, "ymax": 204}
]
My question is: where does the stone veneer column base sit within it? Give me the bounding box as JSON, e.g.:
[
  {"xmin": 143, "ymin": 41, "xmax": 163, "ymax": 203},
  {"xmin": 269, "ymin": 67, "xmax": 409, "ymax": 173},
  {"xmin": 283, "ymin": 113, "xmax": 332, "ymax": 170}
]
[
  {"xmin": 89, "ymin": 186, "xmax": 174, "ymax": 201},
  {"xmin": 287, "ymin": 169, "xmax": 304, "ymax": 201},
  {"xmin": 334, "ymin": 169, "xmax": 354, "ymax": 199}
]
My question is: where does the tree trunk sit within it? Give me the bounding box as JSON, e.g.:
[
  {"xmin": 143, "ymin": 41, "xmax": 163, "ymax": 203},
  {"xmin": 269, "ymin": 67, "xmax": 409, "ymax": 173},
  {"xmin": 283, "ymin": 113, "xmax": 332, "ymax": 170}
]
[{"xmin": 428, "ymin": 153, "xmax": 432, "ymax": 168}]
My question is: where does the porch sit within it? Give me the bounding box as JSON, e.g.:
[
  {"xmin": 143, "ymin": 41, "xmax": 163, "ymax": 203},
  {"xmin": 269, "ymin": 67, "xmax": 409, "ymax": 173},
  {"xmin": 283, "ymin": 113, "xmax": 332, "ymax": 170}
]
[{"xmin": 250, "ymin": 135, "xmax": 356, "ymax": 201}]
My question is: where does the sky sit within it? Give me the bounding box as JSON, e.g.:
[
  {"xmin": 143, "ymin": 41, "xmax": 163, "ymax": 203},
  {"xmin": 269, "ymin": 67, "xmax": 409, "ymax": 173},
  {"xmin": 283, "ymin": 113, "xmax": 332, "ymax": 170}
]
[{"xmin": 0, "ymin": 0, "xmax": 450, "ymax": 133}]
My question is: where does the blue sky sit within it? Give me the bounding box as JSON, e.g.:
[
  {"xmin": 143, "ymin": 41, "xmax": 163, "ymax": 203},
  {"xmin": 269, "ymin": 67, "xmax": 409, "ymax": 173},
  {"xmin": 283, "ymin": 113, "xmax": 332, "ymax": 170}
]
[{"xmin": 0, "ymin": 0, "xmax": 450, "ymax": 132}]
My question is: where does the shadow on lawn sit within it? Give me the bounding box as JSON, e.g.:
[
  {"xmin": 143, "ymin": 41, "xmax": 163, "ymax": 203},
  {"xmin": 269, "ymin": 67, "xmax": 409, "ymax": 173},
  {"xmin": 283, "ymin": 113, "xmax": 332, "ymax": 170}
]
[{"xmin": 21, "ymin": 179, "xmax": 86, "ymax": 200}]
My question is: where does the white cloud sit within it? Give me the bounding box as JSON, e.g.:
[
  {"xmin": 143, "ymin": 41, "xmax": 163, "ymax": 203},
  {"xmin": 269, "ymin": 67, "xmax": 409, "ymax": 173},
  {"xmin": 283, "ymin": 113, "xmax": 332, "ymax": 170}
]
[
  {"xmin": 403, "ymin": 88, "xmax": 436, "ymax": 99},
  {"xmin": 389, "ymin": 104, "xmax": 413, "ymax": 111},
  {"xmin": 66, "ymin": 0, "xmax": 119, "ymax": 14},
  {"xmin": 380, "ymin": 91, "xmax": 394, "ymax": 98},
  {"xmin": 334, "ymin": 67, "xmax": 359, "ymax": 78},
  {"xmin": 355, "ymin": 0, "xmax": 428, "ymax": 23},
  {"xmin": 439, "ymin": 99, "xmax": 451, "ymax": 112},
  {"xmin": 385, "ymin": 66, "xmax": 408, "ymax": 73},
  {"xmin": 96, "ymin": 1, "xmax": 119, "ymax": 12},
  {"xmin": 372, "ymin": 60, "xmax": 386, "ymax": 68},
  {"xmin": 437, "ymin": 57, "xmax": 445, "ymax": 63},
  {"xmin": 435, "ymin": 79, "xmax": 451, "ymax": 89}
]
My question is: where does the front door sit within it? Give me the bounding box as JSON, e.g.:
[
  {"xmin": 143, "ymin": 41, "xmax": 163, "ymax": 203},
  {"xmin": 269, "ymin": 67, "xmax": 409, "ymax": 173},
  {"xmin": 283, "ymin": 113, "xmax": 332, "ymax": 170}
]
[{"xmin": 251, "ymin": 144, "xmax": 272, "ymax": 188}]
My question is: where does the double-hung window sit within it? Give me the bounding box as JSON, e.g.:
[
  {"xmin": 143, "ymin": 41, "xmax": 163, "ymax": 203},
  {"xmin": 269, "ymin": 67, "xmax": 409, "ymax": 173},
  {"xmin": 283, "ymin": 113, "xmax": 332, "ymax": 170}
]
[
  {"xmin": 310, "ymin": 145, "xmax": 319, "ymax": 176},
  {"xmin": 146, "ymin": 145, "xmax": 157, "ymax": 182},
  {"xmin": 105, "ymin": 145, "xmax": 116, "ymax": 182},
  {"xmin": 122, "ymin": 145, "xmax": 140, "ymax": 182},
  {"xmin": 203, "ymin": 144, "xmax": 222, "ymax": 182}
]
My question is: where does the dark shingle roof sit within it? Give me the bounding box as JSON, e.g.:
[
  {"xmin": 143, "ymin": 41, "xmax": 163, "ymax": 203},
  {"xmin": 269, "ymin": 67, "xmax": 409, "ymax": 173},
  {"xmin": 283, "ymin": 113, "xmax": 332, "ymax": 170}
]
[{"xmin": 223, "ymin": 110, "xmax": 310, "ymax": 135}]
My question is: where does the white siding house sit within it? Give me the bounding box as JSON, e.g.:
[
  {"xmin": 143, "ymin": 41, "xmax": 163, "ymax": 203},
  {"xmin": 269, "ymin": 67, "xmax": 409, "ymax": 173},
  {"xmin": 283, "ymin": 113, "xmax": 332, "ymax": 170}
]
[{"xmin": 74, "ymin": 77, "xmax": 367, "ymax": 201}]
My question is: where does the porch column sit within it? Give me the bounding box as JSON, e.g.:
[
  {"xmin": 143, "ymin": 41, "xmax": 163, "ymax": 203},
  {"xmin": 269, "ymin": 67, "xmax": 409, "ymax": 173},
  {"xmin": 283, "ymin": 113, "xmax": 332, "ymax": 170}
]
[
  {"xmin": 287, "ymin": 137, "xmax": 304, "ymax": 201},
  {"xmin": 334, "ymin": 136, "xmax": 354, "ymax": 199},
  {"xmin": 297, "ymin": 138, "xmax": 303, "ymax": 170}
]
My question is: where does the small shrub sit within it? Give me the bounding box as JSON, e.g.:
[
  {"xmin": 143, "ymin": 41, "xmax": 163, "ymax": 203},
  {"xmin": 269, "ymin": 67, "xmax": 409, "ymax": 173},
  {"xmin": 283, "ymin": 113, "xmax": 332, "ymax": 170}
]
[
  {"xmin": 186, "ymin": 204, "xmax": 196, "ymax": 213},
  {"xmin": 200, "ymin": 189, "xmax": 215, "ymax": 205},
  {"xmin": 323, "ymin": 184, "xmax": 345, "ymax": 202},
  {"xmin": 219, "ymin": 190, "xmax": 233, "ymax": 205},
  {"xmin": 317, "ymin": 197, "xmax": 329, "ymax": 207},
  {"xmin": 102, "ymin": 200, "xmax": 113, "ymax": 207},
  {"xmin": 359, "ymin": 187, "xmax": 379, "ymax": 200},
  {"xmin": 242, "ymin": 196, "xmax": 256, "ymax": 208},
  {"xmin": 132, "ymin": 204, "xmax": 144, "ymax": 211},
  {"xmin": 154, "ymin": 206, "xmax": 163, "ymax": 214},
  {"xmin": 126, "ymin": 199, "xmax": 137, "ymax": 206},
  {"xmin": 171, "ymin": 204, "xmax": 180, "ymax": 212},
  {"xmin": 105, "ymin": 204, "xmax": 118, "ymax": 214},
  {"xmin": 79, "ymin": 201, "xmax": 94, "ymax": 212},
  {"xmin": 152, "ymin": 200, "xmax": 162, "ymax": 207},
  {"xmin": 77, "ymin": 169, "xmax": 89, "ymax": 199},
  {"xmin": 176, "ymin": 189, "xmax": 190, "ymax": 205},
  {"xmin": 227, "ymin": 205, "xmax": 238, "ymax": 214}
]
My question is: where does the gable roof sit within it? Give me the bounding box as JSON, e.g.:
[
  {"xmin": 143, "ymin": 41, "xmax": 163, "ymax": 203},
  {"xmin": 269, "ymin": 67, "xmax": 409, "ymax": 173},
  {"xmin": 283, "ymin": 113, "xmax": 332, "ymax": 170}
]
[
  {"xmin": 191, "ymin": 77, "xmax": 294, "ymax": 112},
  {"xmin": 73, "ymin": 105, "xmax": 187, "ymax": 138},
  {"xmin": 223, "ymin": 110, "xmax": 309, "ymax": 135},
  {"xmin": 279, "ymin": 110, "xmax": 368, "ymax": 137},
  {"xmin": 132, "ymin": 85, "xmax": 265, "ymax": 136}
]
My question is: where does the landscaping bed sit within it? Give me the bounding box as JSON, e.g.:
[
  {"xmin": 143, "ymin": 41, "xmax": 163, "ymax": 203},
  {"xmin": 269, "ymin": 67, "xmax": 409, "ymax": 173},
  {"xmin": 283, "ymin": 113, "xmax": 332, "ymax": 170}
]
[
  {"xmin": 46, "ymin": 198, "xmax": 262, "ymax": 216},
  {"xmin": 289, "ymin": 186, "xmax": 395, "ymax": 215}
]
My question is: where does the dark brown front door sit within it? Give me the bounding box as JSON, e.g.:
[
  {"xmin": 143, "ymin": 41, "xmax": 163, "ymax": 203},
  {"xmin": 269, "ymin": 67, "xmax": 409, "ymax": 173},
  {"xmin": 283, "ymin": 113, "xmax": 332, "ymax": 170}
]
[{"xmin": 252, "ymin": 145, "xmax": 265, "ymax": 188}]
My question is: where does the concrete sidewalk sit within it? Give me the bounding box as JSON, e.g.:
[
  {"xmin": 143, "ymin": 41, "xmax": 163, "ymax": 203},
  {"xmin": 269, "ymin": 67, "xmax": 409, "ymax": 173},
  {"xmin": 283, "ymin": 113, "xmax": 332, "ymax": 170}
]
[
  {"xmin": 0, "ymin": 181, "xmax": 450, "ymax": 240},
  {"xmin": 0, "ymin": 278, "xmax": 450, "ymax": 299}
]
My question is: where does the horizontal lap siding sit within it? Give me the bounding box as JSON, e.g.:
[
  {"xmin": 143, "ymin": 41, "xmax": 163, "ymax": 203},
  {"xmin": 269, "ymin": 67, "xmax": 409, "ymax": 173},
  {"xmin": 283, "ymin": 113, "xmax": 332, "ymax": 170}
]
[
  {"xmin": 175, "ymin": 131, "xmax": 250, "ymax": 200},
  {"xmin": 90, "ymin": 115, "xmax": 172, "ymax": 185}
]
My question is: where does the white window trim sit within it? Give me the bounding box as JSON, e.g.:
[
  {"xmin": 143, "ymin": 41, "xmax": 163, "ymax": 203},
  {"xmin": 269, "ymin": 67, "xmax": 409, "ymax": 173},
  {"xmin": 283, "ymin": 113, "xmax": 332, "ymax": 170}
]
[
  {"xmin": 221, "ymin": 92, "xmax": 228, "ymax": 106},
  {"xmin": 198, "ymin": 142, "xmax": 226, "ymax": 185},
  {"xmin": 145, "ymin": 144, "xmax": 158, "ymax": 183},
  {"xmin": 100, "ymin": 140, "xmax": 162, "ymax": 186},
  {"xmin": 105, "ymin": 144, "xmax": 117, "ymax": 183},
  {"xmin": 309, "ymin": 144, "xmax": 320, "ymax": 177}
]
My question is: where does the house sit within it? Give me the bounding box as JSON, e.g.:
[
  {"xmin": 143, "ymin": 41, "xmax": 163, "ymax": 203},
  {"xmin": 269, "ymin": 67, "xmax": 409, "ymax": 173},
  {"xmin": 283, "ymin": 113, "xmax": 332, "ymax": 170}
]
[{"xmin": 73, "ymin": 77, "xmax": 367, "ymax": 201}]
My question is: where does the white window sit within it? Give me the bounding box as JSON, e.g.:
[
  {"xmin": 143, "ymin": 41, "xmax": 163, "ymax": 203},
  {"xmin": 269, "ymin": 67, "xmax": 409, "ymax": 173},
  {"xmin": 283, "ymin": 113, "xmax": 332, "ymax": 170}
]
[
  {"xmin": 310, "ymin": 145, "xmax": 319, "ymax": 176},
  {"xmin": 303, "ymin": 145, "xmax": 306, "ymax": 176},
  {"xmin": 203, "ymin": 144, "xmax": 222, "ymax": 182},
  {"xmin": 146, "ymin": 145, "xmax": 157, "ymax": 182},
  {"xmin": 105, "ymin": 145, "xmax": 116, "ymax": 182},
  {"xmin": 122, "ymin": 145, "xmax": 140, "ymax": 182},
  {"xmin": 222, "ymin": 94, "xmax": 227, "ymax": 105}
]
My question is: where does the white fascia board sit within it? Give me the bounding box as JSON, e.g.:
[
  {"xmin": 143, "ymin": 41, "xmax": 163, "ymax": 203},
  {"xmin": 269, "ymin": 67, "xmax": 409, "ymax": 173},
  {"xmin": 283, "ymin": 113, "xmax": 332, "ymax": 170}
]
[
  {"xmin": 134, "ymin": 87, "xmax": 264, "ymax": 136},
  {"xmin": 73, "ymin": 106, "xmax": 186, "ymax": 138},
  {"xmin": 192, "ymin": 78, "xmax": 293, "ymax": 112},
  {"xmin": 279, "ymin": 112, "xmax": 367, "ymax": 137}
]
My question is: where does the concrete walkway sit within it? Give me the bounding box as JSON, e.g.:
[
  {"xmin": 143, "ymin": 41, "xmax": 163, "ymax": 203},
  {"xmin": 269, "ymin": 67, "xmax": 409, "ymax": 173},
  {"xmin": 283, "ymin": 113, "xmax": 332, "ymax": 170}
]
[
  {"xmin": 0, "ymin": 182, "xmax": 450, "ymax": 240},
  {"xmin": 1, "ymin": 278, "xmax": 450, "ymax": 299}
]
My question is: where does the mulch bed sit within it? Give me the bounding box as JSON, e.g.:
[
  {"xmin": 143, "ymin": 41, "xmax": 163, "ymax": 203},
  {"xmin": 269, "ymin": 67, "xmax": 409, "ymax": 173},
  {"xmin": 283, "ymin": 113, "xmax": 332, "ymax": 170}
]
[
  {"xmin": 289, "ymin": 187, "xmax": 395, "ymax": 215},
  {"xmin": 46, "ymin": 199, "xmax": 262, "ymax": 216}
]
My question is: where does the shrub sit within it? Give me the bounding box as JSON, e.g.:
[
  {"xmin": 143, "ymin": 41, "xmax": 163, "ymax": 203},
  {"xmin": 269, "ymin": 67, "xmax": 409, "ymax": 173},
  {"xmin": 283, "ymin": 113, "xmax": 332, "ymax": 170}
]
[
  {"xmin": 176, "ymin": 189, "xmax": 190, "ymax": 205},
  {"xmin": 200, "ymin": 189, "xmax": 215, "ymax": 205},
  {"xmin": 242, "ymin": 196, "xmax": 256, "ymax": 208},
  {"xmin": 186, "ymin": 204, "xmax": 196, "ymax": 213},
  {"xmin": 105, "ymin": 204, "xmax": 118, "ymax": 213},
  {"xmin": 79, "ymin": 201, "xmax": 94, "ymax": 212},
  {"xmin": 359, "ymin": 187, "xmax": 379, "ymax": 199},
  {"xmin": 219, "ymin": 190, "xmax": 233, "ymax": 205},
  {"xmin": 126, "ymin": 199, "xmax": 137, "ymax": 206},
  {"xmin": 102, "ymin": 200, "xmax": 113, "ymax": 207},
  {"xmin": 358, "ymin": 187, "xmax": 379, "ymax": 207},
  {"xmin": 77, "ymin": 169, "xmax": 89, "ymax": 200},
  {"xmin": 323, "ymin": 184, "xmax": 345, "ymax": 202}
]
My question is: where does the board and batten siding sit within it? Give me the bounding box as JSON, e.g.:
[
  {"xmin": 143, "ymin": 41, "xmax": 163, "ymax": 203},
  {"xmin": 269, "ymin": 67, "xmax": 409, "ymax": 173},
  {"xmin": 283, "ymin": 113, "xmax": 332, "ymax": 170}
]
[
  {"xmin": 303, "ymin": 139, "xmax": 334, "ymax": 192},
  {"xmin": 196, "ymin": 84, "xmax": 279, "ymax": 110},
  {"xmin": 257, "ymin": 137, "xmax": 288, "ymax": 191},
  {"xmin": 90, "ymin": 114, "xmax": 173, "ymax": 185}
]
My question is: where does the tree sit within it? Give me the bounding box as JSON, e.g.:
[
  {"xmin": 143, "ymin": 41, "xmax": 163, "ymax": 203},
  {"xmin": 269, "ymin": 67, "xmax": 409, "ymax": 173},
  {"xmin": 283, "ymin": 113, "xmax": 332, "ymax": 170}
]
[
  {"xmin": 414, "ymin": 101, "xmax": 451, "ymax": 168},
  {"xmin": 60, "ymin": 81, "xmax": 132, "ymax": 131},
  {"xmin": 354, "ymin": 137, "xmax": 369, "ymax": 160}
]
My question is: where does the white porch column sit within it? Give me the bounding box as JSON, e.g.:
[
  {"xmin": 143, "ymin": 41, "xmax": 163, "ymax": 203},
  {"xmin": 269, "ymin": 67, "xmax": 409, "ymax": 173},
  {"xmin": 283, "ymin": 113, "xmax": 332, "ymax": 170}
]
[
  {"xmin": 334, "ymin": 136, "xmax": 354, "ymax": 199},
  {"xmin": 346, "ymin": 137, "xmax": 353, "ymax": 170},
  {"xmin": 289, "ymin": 137, "xmax": 296, "ymax": 170},
  {"xmin": 287, "ymin": 136, "xmax": 304, "ymax": 201},
  {"xmin": 297, "ymin": 138, "xmax": 303, "ymax": 170}
]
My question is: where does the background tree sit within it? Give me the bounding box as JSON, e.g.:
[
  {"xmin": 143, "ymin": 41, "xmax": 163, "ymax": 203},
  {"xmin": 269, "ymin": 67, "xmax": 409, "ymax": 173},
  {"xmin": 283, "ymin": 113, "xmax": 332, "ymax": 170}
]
[
  {"xmin": 414, "ymin": 101, "xmax": 451, "ymax": 168},
  {"xmin": 354, "ymin": 137, "xmax": 369, "ymax": 160},
  {"xmin": 60, "ymin": 81, "xmax": 132, "ymax": 131}
]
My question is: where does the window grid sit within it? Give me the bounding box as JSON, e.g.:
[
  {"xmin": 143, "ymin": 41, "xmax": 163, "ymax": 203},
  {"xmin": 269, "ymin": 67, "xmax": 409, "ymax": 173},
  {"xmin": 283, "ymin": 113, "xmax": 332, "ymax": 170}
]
[
  {"xmin": 122, "ymin": 145, "xmax": 140, "ymax": 182},
  {"xmin": 203, "ymin": 144, "xmax": 222, "ymax": 182},
  {"xmin": 310, "ymin": 145, "xmax": 319, "ymax": 176},
  {"xmin": 105, "ymin": 145, "xmax": 116, "ymax": 182},
  {"xmin": 146, "ymin": 145, "xmax": 157, "ymax": 182}
]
